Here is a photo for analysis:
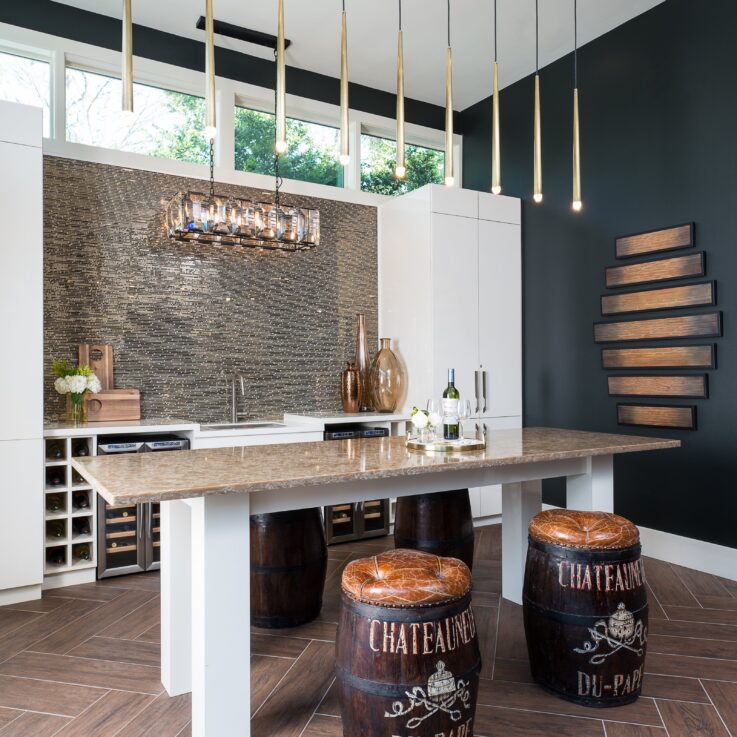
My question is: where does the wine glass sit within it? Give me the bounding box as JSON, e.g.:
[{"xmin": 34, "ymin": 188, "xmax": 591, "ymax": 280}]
[
  {"xmin": 426, "ymin": 399, "xmax": 443, "ymax": 438},
  {"xmin": 457, "ymin": 399, "xmax": 472, "ymax": 439}
]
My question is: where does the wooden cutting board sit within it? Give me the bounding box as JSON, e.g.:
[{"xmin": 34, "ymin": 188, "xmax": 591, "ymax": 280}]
[
  {"xmin": 78, "ymin": 344, "xmax": 114, "ymax": 390},
  {"xmin": 87, "ymin": 389, "xmax": 141, "ymax": 422}
]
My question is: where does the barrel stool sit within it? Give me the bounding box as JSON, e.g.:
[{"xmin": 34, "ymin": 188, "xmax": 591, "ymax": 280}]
[
  {"xmin": 250, "ymin": 508, "xmax": 327, "ymax": 629},
  {"xmin": 336, "ymin": 549, "xmax": 480, "ymax": 737},
  {"xmin": 394, "ymin": 490, "xmax": 475, "ymax": 570},
  {"xmin": 523, "ymin": 509, "xmax": 648, "ymax": 707}
]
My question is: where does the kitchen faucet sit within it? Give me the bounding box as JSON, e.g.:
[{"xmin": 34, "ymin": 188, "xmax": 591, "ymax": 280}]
[{"xmin": 230, "ymin": 372, "xmax": 247, "ymax": 423}]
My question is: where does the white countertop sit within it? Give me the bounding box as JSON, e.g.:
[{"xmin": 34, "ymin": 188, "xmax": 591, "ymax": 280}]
[{"xmin": 43, "ymin": 411, "xmax": 409, "ymax": 438}]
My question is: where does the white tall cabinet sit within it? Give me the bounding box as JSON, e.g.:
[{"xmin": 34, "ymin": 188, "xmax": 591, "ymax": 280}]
[
  {"xmin": 378, "ymin": 184, "xmax": 522, "ymax": 520},
  {"xmin": 0, "ymin": 101, "xmax": 44, "ymax": 604}
]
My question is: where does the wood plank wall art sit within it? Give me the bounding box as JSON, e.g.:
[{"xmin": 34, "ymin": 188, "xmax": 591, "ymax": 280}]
[
  {"xmin": 615, "ymin": 223, "xmax": 693, "ymax": 258},
  {"xmin": 617, "ymin": 404, "xmax": 697, "ymax": 430},
  {"xmin": 595, "ymin": 222, "xmax": 720, "ymax": 431},
  {"xmin": 605, "ymin": 252, "xmax": 705, "ymax": 288}
]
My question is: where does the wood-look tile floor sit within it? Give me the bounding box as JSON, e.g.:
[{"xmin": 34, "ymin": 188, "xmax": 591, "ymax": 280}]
[{"xmin": 1, "ymin": 526, "xmax": 736, "ymax": 736}]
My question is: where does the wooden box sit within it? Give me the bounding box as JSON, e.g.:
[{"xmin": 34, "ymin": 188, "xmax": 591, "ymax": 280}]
[
  {"xmin": 78, "ymin": 344, "xmax": 114, "ymax": 390},
  {"xmin": 87, "ymin": 389, "xmax": 141, "ymax": 422}
]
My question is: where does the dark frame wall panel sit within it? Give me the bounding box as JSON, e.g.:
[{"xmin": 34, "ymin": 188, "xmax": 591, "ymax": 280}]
[
  {"xmin": 594, "ymin": 312, "xmax": 722, "ymax": 343},
  {"xmin": 617, "ymin": 404, "xmax": 697, "ymax": 430},
  {"xmin": 615, "ymin": 223, "xmax": 694, "ymax": 259},
  {"xmin": 605, "ymin": 252, "xmax": 705, "ymax": 288},
  {"xmin": 608, "ymin": 375, "xmax": 708, "ymax": 398},
  {"xmin": 601, "ymin": 345, "xmax": 716, "ymax": 370},
  {"xmin": 601, "ymin": 281, "xmax": 715, "ymax": 316}
]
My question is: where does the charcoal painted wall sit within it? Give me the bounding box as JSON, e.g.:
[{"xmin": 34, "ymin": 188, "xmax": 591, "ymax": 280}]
[{"xmin": 463, "ymin": 0, "xmax": 737, "ymax": 550}]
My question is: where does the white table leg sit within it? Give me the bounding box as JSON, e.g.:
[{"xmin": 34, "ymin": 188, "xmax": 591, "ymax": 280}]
[
  {"xmin": 190, "ymin": 494, "xmax": 251, "ymax": 737},
  {"xmin": 161, "ymin": 499, "xmax": 192, "ymax": 696},
  {"xmin": 566, "ymin": 454, "xmax": 614, "ymax": 513},
  {"xmin": 502, "ymin": 480, "xmax": 542, "ymax": 605}
]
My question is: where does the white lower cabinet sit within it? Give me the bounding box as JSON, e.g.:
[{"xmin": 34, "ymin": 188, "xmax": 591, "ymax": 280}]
[
  {"xmin": 0, "ymin": 439, "xmax": 43, "ymax": 601},
  {"xmin": 193, "ymin": 431, "xmax": 323, "ymax": 450}
]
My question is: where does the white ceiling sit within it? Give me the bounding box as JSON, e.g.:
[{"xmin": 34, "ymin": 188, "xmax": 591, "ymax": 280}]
[{"xmin": 53, "ymin": 0, "xmax": 664, "ymax": 110}]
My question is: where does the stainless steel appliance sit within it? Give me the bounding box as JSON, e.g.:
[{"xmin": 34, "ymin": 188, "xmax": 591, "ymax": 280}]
[
  {"xmin": 96, "ymin": 434, "xmax": 189, "ymax": 578},
  {"xmin": 323, "ymin": 426, "xmax": 390, "ymax": 544}
]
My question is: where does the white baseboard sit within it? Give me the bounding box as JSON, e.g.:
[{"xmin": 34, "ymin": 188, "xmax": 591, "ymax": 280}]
[
  {"xmin": 43, "ymin": 568, "xmax": 96, "ymax": 590},
  {"xmin": 638, "ymin": 525, "xmax": 737, "ymax": 583},
  {"xmin": 473, "ymin": 516, "xmax": 501, "ymax": 528},
  {"xmin": 542, "ymin": 503, "xmax": 737, "ymax": 584},
  {"xmin": 0, "ymin": 584, "xmax": 42, "ymax": 606}
]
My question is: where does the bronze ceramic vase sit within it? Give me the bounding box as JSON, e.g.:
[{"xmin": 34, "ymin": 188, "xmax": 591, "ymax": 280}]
[
  {"xmin": 340, "ymin": 361, "xmax": 361, "ymax": 413},
  {"xmin": 355, "ymin": 314, "xmax": 372, "ymax": 411},
  {"xmin": 369, "ymin": 338, "xmax": 404, "ymax": 413}
]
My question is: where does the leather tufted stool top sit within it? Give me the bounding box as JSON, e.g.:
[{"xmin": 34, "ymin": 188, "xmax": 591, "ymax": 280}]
[
  {"xmin": 529, "ymin": 509, "xmax": 640, "ymax": 550},
  {"xmin": 341, "ymin": 548, "xmax": 472, "ymax": 607},
  {"xmin": 336, "ymin": 549, "xmax": 481, "ymax": 736},
  {"xmin": 523, "ymin": 509, "xmax": 647, "ymax": 708}
]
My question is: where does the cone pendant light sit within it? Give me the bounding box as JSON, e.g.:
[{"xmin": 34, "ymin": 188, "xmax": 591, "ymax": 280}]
[
  {"xmin": 204, "ymin": 0, "xmax": 216, "ymax": 140},
  {"xmin": 275, "ymin": 0, "xmax": 287, "ymax": 154},
  {"xmin": 395, "ymin": 0, "xmax": 406, "ymax": 179},
  {"xmin": 339, "ymin": 0, "xmax": 350, "ymax": 166},
  {"xmin": 444, "ymin": 0, "xmax": 454, "ymax": 187},
  {"xmin": 122, "ymin": 0, "xmax": 133, "ymax": 113},
  {"xmin": 572, "ymin": 0, "xmax": 582, "ymax": 211},
  {"xmin": 532, "ymin": 0, "xmax": 542, "ymax": 203},
  {"xmin": 491, "ymin": 0, "xmax": 501, "ymax": 194}
]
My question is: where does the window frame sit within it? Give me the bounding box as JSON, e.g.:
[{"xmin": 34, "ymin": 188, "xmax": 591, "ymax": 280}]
[{"xmin": 0, "ymin": 22, "xmax": 462, "ymax": 206}]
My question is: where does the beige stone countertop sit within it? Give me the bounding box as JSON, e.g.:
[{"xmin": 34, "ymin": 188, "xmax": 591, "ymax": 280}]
[{"xmin": 72, "ymin": 427, "xmax": 680, "ymax": 506}]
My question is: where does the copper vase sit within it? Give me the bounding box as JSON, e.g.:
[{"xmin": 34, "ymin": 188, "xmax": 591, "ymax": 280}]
[
  {"xmin": 340, "ymin": 361, "xmax": 361, "ymax": 413},
  {"xmin": 369, "ymin": 338, "xmax": 404, "ymax": 413},
  {"xmin": 355, "ymin": 313, "xmax": 372, "ymax": 411}
]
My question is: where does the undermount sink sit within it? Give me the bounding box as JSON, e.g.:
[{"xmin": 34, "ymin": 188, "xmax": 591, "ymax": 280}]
[{"xmin": 201, "ymin": 422, "xmax": 286, "ymax": 431}]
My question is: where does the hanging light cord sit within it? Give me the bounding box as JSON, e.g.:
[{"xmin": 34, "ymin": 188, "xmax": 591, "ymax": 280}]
[
  {"xmin": 574, "ymin": 0, "xmax": 578, "ymax": 87},
  {"xmin": 447, "ymin": 0, "xmax": 451, "ymax": 47},
  {"xmin": 493, "ymin": 0, "xmax": 498, "ymax": 63},
  {"xmin": 399, "ymin": 0, "xmax": 402, "ymax": 31},
  {"xmin": 535, "ymin": 0, "xmax": 539, "ymax": 72},
  {"xmin": 208, "ymin": 137, "xmax": 215, "ymax": 200},
  {"xmin": 273, "ymin": 49, "xmax": 283, "ymax": 212}
]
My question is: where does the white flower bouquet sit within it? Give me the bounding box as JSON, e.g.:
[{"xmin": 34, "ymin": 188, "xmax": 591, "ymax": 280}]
[
  {"xmin": 52, "ymin": 360, "xmax": 102, "ymax": 424},
  {"xmin": 409, "ymin": 406, "xmax": 442, "ymax": 441}
]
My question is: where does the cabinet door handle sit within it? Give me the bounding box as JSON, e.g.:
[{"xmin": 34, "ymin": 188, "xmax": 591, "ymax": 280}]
[
  {"xmin": 474, "ymin": 371, "xmax": 481, "ymax": 414},
  {"xmin": 482, "ymin": 371, "xmax": 488, "ymax": 414}
]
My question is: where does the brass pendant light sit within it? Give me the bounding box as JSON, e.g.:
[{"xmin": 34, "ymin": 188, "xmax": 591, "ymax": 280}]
[
  {"xmin": 444, "ymin": 0, "xmax": 454, "ymax": 187},
  {"xmin": 572, "ymin": 0, "xmax": 582, "ymax": 211},
  {"xmin": 275, "ymin": 0, "xmax": 287, "ymax": 154},
  {"xmin": 491, "ymin": 0, "xmax": 501, "ymax": 194},
  {"xmin": 122, "ymin": 0, "xmax": 133, "ymax": 113},
  {"xmin": 204, "ymin": 0, "xmax": 217, "ymax": 140},
  {"xmin": 533, "ymin": 0, "xmax": 542, "ymax": 203},
  {"xmin": 395, "ymin": 0, "xmax": 406, "ymax": 179},
  {"xmin": 339, "ymin": 0, "xmax": 350, "ymax": 166}
]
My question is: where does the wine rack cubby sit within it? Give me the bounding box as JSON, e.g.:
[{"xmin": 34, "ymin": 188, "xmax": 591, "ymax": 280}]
[{"xmin": 43, "ymin": 435, "xmax": 97, "ymax": 577}]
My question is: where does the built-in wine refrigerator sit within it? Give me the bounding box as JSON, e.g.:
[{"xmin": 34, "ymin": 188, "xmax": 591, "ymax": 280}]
[{"xmin": 96, "ymin": 435, "xmax": 186, "ymax": 578}]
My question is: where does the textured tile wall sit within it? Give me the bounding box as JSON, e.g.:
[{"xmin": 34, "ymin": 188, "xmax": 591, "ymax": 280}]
[{"xmin": 43, "ymin": 157, "xmax": 378, "ymax": 423}]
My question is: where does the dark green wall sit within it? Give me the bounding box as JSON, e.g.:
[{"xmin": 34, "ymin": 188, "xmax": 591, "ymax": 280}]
[{"xmin": 463, "ymin": 0, "xmax": 737, "ymax": 549}]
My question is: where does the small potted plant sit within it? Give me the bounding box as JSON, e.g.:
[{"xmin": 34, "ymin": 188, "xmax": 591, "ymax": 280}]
[{"xmin": 52, "ymin": 360, "xmax": 102, "ymax": 425}]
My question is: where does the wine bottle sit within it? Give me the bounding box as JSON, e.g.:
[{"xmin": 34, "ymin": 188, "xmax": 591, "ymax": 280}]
[
  {"xmin": 73, "ymin": 518, "xmax": 91, "ymax": 537},
  {"xmin": 46, "ymin": 494, "xmax": 64, "ymax": 512},
  {"xmin": 74, "ymin": 544, "xmax": 91, "ymax": 562},
  {"xmin": 47, "ymin": 470, "xmax": 64, "ymax": 487},
  {"xmin": 47, "ymin": 520, "xmax": 65, "ymax": 538},
  {"xmin": 47, "ymin": 549, "xmax": 65, "ymax": 566},
  {"xmin": 72, "ymin": 440, "xmax": 89, "ymax": 457},
  {"xmin": 442, "ymin": 368, "xmax": 460, "ymax": 440},
  {"xmin": 46, "ymin": 441, "xmax": 64, "ymax": 460},
  {"xmin": 72, "ymin": 491, "xmax": 90, "ymax": 510}
]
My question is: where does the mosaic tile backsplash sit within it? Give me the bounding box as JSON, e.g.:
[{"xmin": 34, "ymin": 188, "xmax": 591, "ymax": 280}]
[{"xmin": 43, "ymin": 157, "xmax": 378, "ymax": 423}]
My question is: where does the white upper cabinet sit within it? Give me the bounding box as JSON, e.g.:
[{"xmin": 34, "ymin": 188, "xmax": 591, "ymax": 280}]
[
  {"xmin": 0, "ymin": 103, "xmax": 43, "ymax": 442},
  {"xmin": 378, "ymin": 185, "xmax": 522, "ymax": 421},
  {"xmin": 478, "ymin": 219, "xmax": 523, "ymax": 417}
]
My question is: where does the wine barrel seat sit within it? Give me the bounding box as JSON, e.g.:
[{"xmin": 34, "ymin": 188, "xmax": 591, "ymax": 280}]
[
  {"xmin": 250, "ymin": 508, "xmax": 327, "ymax": 629},
  {"xmin": 337, "ymin": 549, "xmax": 481, "ymax": 737},
  {"xmin": 523, "ymin": 509, "xmax": 648, "ymax": 707},
  {"xmin": 394, "ymin": 489, "xmax": 475, "ymax": 570}
]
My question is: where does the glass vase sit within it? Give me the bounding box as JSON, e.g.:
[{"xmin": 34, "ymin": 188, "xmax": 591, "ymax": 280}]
[
  {"xmin": 368, "ymin": 338, "xmax": 405, "ymax": 413},
  {"xmin": 66, "ymin": 394, "xmax": 88, "ymax": 425}
]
